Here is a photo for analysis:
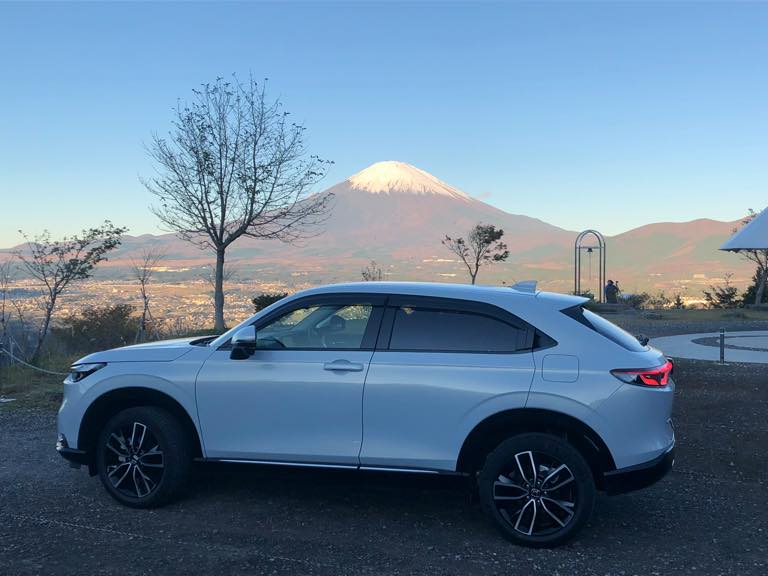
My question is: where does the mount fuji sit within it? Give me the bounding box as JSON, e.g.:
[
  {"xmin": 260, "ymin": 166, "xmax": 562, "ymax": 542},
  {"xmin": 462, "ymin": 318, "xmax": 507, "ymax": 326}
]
[
  {"xmin": 2, "ymin": 161, "xmax": 752, "ymax": 294},
  {"xmin": 307, "ymin": 161, "xmax": 573, "ymax": 263}
]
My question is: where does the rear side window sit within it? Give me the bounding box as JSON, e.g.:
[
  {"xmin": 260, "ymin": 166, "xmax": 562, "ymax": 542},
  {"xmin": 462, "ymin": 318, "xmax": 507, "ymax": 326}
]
[
  {"xmin": 389, "ymin": 307, "xmax": 526, "ymax": 353},
  {"xmin": 563, "ymin": 306, "xmax": 647, "ymax": 352}
]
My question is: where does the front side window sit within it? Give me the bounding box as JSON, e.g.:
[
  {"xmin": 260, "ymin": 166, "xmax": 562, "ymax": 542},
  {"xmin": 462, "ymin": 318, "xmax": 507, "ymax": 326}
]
[
  {"xmin": 388, "ymin": 307, "xmax": 525, "ymax": 353},
  {"xmin": 257, "ymin": 303, "xmax": 373, "ymax": 350}
]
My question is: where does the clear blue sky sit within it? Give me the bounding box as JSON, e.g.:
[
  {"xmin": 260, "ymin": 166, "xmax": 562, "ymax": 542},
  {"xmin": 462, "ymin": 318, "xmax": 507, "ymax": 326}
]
[{"xmin": 1, "ymin": 1, "xmax": 766, "ymax": 247}]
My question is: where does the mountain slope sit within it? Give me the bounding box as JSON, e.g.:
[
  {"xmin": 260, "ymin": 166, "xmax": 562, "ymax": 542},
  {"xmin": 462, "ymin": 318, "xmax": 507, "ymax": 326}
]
[
  {"xmin": 299, "ymin": 161, "xmax": 573, "ymax": 259},
  {"xmin": 0, "ymin": 162, "xmax": 754, "ymax": 293}
]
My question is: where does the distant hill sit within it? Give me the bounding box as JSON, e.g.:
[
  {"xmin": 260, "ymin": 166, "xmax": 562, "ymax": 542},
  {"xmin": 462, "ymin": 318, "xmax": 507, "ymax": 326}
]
[{"xmin": 1, "ymin": 161, "xmax": 754, "ymax": 296}]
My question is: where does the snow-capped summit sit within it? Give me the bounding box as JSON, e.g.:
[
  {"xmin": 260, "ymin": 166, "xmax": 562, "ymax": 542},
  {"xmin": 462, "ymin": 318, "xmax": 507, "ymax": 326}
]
[{"xmin": 346, "ymin": 161, "xmax": 471, "ymax": 201}]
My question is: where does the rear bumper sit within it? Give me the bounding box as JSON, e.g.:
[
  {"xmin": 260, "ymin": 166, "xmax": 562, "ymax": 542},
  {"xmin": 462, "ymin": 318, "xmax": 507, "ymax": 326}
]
[{"xmin": 602, "ymin": 444, "xmax": 675, "ymax": 495}]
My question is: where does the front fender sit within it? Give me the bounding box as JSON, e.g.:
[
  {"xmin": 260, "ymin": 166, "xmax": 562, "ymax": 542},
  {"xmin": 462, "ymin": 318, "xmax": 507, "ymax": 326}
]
[{"xmin": 58, "ymin": 347, "xmax": 211, "ymax": 452}]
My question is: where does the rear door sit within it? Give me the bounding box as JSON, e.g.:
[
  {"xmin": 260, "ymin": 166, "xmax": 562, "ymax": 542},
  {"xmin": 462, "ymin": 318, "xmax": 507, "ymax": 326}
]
[
  {"xmin": 360, "ymin": 296, "xmax": 536, "ymax": 471},
  {"xmin": 196, "ymin": 294, "xmax": 385, "ymax": 465}
]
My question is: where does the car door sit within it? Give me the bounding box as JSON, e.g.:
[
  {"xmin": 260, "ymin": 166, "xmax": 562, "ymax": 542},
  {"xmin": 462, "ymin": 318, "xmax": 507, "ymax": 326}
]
[
  {"xmin": 196, "ymin": 294, "xmax": 385, "ymax": 465},
  {"xmin": 360, "ymin": 296, "xmax": 536, "ymax": 471}
]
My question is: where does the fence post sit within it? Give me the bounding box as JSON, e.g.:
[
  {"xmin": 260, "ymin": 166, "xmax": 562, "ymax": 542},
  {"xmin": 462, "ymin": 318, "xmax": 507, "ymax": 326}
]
[{"xmin": 719, "ymin": 327, "xmax": 725, "ymax": 364}]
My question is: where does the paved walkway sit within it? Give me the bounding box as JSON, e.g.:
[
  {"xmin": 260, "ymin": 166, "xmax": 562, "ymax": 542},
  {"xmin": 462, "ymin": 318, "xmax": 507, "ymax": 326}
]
[{"xmin": 650, "ymin": 330, "xmax": 768, "ymax": 364}]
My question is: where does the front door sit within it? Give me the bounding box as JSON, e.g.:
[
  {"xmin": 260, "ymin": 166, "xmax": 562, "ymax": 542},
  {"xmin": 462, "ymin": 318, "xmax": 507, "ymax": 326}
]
[{"xmin": 196, "ymin": 296, "xmax": 384, "ymax": 465}]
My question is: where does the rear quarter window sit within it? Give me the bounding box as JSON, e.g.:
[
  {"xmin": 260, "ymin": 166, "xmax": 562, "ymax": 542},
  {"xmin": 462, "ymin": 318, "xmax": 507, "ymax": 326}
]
[{"xmin": 563, "ymin": 306, "xmax": 647, "ymax": 352}]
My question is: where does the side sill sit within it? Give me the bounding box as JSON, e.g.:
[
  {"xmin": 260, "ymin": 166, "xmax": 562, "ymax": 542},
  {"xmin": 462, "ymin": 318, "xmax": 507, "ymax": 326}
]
[{"xmin": 198, "ymin": 458, "xmax": 466, "ymax": 476}]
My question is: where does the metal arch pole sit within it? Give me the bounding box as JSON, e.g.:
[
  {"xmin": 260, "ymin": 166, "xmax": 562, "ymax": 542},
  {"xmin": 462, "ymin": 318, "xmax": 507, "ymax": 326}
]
[
  {"xmin": 574, "ymin": 232, "xmax": 581, "ymax": 296},
  {"xmin": 576, "ymin": 247, "xmax": 580, "ymax": 295},
  {"xmin": 574, "ymin": 239, "xmax": 578, "ymax": 296},
  {"xmin": 600, "ymin": 242, "xmax": 605, "ymax": 303},
  {"xmin": 575, "ymin": 230, "xmax": 607, "ymax": 301},
  {"xmin": 576, "ymin": 246, "xmax": 581, "ymax": 294},
  {"xmin": 592, "ymin": 229, "xmax": 606, "ymax": 304},
  {"xmin": 574, "ymin": 230, "xmax": 587, "ymax": 296}
]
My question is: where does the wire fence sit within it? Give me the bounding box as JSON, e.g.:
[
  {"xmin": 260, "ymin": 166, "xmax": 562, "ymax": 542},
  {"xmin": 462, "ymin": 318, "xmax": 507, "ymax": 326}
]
[{"xmin": 0, "ymin": 346, "xmax": 69, "ymax": 376}]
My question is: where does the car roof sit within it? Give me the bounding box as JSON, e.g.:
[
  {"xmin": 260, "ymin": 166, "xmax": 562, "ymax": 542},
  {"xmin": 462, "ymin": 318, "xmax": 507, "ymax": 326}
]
[
  {"xmin": 292, "ymin": 281, "xmax": 530, "ymax": 299},
  {"xmin": 288, "ymin": 281, "xmax": 586, "ymax": 308},
  {"xmin": 212, "ymin": 282, "xmax": 587, "ymax": 347}
]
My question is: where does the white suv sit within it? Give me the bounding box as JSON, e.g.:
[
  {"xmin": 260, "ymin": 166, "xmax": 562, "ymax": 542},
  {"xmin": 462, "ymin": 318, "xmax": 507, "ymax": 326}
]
[{"xmin": 57, "ymin": 282, "xmax": 675, "ymax": 547}]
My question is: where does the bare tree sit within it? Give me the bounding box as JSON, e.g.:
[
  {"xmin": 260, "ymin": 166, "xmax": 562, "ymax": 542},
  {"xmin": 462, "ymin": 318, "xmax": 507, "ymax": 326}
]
[
  {"xmin": 732, "ymin": 209, "xmax": 768, "ymax": 305},
  {"xmin": 0, "ymin": 262, "xmax": 12, "ymax": 334},
  {"xmin": 0, "ymin": 262, "xmax": 16, "ymax": 362},
  {"xmin": 0, "ymin": 264, "xmax": 33, "ymax": 362},
  {"xmin": 361, "ymin": 260, "xmax": 383, "ymax": 281},
  {"xmin": 144, "ymin": 75, "xmax": 333, "ymax": 331},
  {"xmin": 442, "ymin": 223, "xmax": 509, "ymax": 285},
  {"xmin": 130, "ymin": 247, "xmax": 165, "ymax": 342},
  {"xmin": 203, "ymin": 261, "xmax": 238, "ymax": 290},
  {"xmin": 15, "ymin": 221, "xmax": 127, "ymax": 360}
]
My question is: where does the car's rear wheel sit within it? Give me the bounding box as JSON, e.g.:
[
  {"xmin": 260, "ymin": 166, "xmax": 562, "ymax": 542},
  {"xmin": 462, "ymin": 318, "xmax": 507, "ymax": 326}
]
[
  {"xmin": 96, "ymin": 406, "xmax": 191, "ymax": 508},
  {"xmin": 478, "ymin": 433, "xmax": 596, "ymax": 548}
]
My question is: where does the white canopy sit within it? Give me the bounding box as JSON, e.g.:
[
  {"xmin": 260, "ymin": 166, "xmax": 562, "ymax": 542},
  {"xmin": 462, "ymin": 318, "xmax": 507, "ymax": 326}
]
[{"xmin": 720, "ymin": 208, "xmax": 768, "ymax": 251}]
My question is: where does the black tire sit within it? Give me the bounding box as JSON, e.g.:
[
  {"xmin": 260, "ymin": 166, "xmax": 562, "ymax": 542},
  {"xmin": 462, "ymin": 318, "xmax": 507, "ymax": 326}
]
[
  {"xmin": 96, "ymin": 406, "xmax": 191, "ymax": 508},
  {"xmin": 478, "ymin": 433, "xmax": 596, "ymax": 548}
]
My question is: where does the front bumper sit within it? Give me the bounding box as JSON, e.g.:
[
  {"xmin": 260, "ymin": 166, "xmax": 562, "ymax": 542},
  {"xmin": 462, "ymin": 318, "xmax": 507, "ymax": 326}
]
[
  {"xmin": 56, "ymin": 434, "xmax": 89, "ymax": 468},
  {"xmin": 602, "ymin": 444, "xmax": 675, "ymax": 495}
]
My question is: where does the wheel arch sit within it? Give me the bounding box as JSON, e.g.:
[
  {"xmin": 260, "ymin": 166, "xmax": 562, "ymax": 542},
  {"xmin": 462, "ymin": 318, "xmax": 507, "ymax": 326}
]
[
  {"xmin": 78, "ymin": 387, "xmax": 203, "ymax": 474},
  {"xmin": 456, "ymin": 408, "xmax": 616, "ymax": 487}
]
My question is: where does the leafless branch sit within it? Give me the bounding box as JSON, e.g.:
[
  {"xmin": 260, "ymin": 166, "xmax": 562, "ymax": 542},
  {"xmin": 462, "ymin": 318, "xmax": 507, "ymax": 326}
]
[
  {"xmin": 130, "ymin": 247, "xmax": 166, "ymax": 342},
  {"xmin": 143, "ymin": 74, "xmax": 332, "ymax": 330}
]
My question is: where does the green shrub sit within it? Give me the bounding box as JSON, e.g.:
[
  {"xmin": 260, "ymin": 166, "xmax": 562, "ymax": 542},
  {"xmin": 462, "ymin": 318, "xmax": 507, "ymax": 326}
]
[
  {"xmin": 621, "ymin": 292, "xmax": 650, "ymax": 309},
  {"xmin": 573, "ymin": 290, "xmax": 595, "ymax": 300},
  {"xmin": 703, "ymin": 274, "xmax": 741, "ymax": 309},
  {"xmin": 252, "ymin": 292, "xmax": 288, "ymax": 313},
  {"xmin": 741, "ymin": 270, "xmax": 767, "ymax": 306},
  {"xmin": 52, "ymin": 304, "xmax": 138, "ymax": 354}
]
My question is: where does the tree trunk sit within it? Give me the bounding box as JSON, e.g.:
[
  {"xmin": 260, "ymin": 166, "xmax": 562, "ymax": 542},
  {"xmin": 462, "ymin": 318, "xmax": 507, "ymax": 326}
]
[
  {"xmin": 755, "ymin": 267, "xmax": 767, "ymax": 306},
  {"xmin": 31, "ymin": 299, "xmax": 55, "ymax": 362},
  {"xmin": 214, "ymin": 248, "xmax": 227, "ymax": 332}
]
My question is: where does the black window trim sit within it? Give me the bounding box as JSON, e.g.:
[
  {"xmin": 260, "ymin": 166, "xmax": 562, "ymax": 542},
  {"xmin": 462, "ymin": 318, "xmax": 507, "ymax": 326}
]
[{"xmin": 377, "ymin": 295, "xmax": 541, "ymax": 355}]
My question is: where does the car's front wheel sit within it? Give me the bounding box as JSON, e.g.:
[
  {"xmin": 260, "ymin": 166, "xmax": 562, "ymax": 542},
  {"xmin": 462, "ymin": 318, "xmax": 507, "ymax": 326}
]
[
  {"xmin": 478, "ymin": 433, "xmax": 596, "ymax": 548},
  {"xmin": 96, "ymin": 406, "xmax": 191, "ymax": 508}
]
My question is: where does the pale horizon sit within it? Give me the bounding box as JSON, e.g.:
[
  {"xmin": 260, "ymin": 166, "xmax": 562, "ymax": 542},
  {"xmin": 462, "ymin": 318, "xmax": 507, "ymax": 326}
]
[
  {"xmin": 0, "ymin": 158, "xmax": 756, "ymax": 250},
  {"xmin": 2, "ymin": 2, "xmax": 767, "ymax": 246}
]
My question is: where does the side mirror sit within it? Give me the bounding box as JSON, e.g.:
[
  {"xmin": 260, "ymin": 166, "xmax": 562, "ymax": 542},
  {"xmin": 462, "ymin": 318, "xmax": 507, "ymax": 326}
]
[{"xmin": 230, "ymin": 325, "xmax": 257, "ymax": 360}]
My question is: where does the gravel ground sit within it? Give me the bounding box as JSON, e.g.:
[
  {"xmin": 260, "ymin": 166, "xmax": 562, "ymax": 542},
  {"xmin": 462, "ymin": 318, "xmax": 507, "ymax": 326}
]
[{"xmin": 1, "ymin": 359, "xmax": 766, "ymax": 576}]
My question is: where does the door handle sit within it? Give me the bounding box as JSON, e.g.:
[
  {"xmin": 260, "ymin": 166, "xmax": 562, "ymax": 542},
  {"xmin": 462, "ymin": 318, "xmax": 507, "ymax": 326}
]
[{"xmin": 323, "ymin": 360, "xmax": 364, "ymax": 372}]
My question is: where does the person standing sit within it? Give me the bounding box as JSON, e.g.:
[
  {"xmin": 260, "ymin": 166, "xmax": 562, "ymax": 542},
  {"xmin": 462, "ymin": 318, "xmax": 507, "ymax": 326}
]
[{"xmin": 605, "ymin": 279, "xmax": 620, "ymax": 303}]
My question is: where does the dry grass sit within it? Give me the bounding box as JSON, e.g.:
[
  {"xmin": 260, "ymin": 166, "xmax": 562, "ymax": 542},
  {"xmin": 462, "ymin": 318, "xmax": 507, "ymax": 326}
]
[{"xmin": 0, "ymin": 355, "xmax": 71, "ymax": 410}]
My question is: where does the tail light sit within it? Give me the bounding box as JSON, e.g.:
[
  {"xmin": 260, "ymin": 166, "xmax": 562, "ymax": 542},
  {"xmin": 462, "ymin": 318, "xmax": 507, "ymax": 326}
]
[{"xmin": 611, "ymin": 360, "xmax": 673, "ymax": 387}]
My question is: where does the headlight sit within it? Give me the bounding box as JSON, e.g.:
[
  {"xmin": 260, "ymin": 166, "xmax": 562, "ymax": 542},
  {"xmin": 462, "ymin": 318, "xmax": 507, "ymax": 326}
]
[{"xmin": 67, "ymin": 363, "xmax": 106, "ymax": 383}]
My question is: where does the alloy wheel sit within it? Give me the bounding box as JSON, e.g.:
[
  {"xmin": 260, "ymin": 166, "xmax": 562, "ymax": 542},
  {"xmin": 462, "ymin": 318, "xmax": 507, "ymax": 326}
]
[
  {"xmin": 492, "ymin": 450, "xmax": 577, "ymax": 537},
  {"xmin": 103, "ymin": 421, "xmax": 165, "ymax": 499}
]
